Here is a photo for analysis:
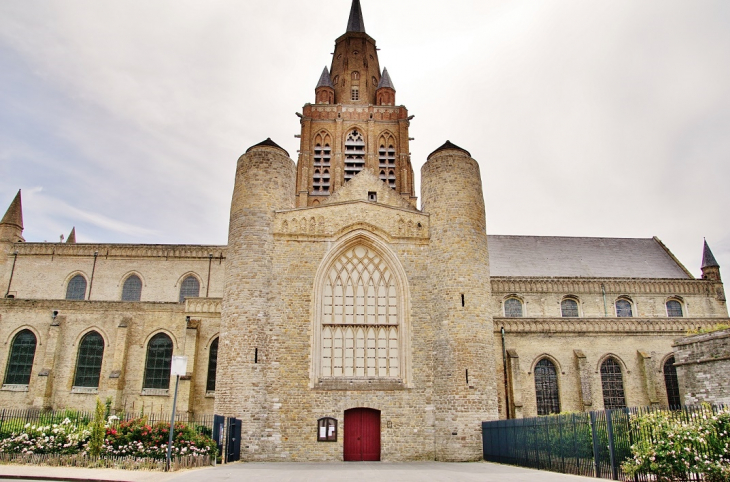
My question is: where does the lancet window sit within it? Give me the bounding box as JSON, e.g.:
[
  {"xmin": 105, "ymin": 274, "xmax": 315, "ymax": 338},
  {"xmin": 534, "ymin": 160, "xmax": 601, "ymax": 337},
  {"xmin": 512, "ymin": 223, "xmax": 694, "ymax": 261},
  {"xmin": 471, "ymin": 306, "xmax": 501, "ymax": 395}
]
[
  {"xmin": 378, "ymin": 134, "xmax": 396, "ymax": 189},
  {"xmin": 344, "ymin": 129, "xmax": 366, "ymax": 182},
  {"xmin": 313, "ymin": 133, "xmax": 332, "ymax": 194},
  {"xmin": 600, "ymin": 357, "xmax": 626, "ymax": 409},
  {"xmin": 319, "ymin": 245, "xmax": 401, "ymax": 379},
  {"xmin": 534, "ymin": 358, "xmax": 560, "ymax": 415}
]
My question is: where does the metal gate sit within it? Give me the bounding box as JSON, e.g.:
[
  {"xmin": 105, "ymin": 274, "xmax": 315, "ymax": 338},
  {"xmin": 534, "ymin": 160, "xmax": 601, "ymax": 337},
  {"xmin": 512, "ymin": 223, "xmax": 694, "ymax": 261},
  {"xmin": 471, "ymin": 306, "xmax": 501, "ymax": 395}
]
[{"xmin": 226, "ymin": 417, "xmax": 242, "ymax": 463}]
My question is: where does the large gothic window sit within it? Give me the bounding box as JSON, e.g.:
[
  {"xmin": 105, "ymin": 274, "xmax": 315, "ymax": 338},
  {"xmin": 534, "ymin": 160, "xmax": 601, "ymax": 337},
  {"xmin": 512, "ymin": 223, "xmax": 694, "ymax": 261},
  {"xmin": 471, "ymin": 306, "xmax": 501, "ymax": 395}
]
[
  {"xmin": 534, "ymin": 358, "xmax": 560, "ymax": 415},
  {"xmin": 600, "ymin": 357, "xmax": 626, "ymax": 409},
  {"xmin": 3, "ymin": 330, "xmax": 37, "ymax": 386},
  {"xmin": 143, "ymin": 333, "xmax": 173, "ymax": 390},
  {"xmin": 73, "ymin": 331, "xmax": 104, "ymax": 388},
  {"xmin": 318, "ymin": 245, "xmax": 402, "ymax": 379},
  {"xmin": 664, "ymin": 356, "xmax": 681, "ymax": 408},
  {"xmin": 344, "ymin": 130, "xmax": 365, "ymax": 182},
  {"xmin": 66, "ymin": 274, "xmax": 87, "ymax": 300}
]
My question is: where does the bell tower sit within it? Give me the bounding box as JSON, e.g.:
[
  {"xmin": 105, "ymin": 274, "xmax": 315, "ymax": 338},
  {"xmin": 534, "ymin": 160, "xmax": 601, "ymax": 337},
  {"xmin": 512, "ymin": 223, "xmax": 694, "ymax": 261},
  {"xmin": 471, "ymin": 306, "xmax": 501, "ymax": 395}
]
[{"xmin": 295, "ymin": 0, "xmax": 417, "ymax": 208}]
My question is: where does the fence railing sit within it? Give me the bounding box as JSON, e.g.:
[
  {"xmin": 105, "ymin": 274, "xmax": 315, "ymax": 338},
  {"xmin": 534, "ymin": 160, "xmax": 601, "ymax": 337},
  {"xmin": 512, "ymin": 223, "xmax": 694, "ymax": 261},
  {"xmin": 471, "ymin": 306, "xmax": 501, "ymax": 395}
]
[
  {"xmin": 482, "ymin": 405, "xmax": 727, "ymax": 481},
  {"xmin": 0, "ymin": 408, "xmax": 214, "ymax": 437}
]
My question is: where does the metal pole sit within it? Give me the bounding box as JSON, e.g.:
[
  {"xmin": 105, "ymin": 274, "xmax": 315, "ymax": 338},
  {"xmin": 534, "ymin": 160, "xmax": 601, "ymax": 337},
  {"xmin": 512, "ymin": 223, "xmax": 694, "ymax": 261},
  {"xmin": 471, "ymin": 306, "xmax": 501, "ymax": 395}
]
[{"xmin": 166, "ymin": 375, "xmax": 180, "ymax": 471}]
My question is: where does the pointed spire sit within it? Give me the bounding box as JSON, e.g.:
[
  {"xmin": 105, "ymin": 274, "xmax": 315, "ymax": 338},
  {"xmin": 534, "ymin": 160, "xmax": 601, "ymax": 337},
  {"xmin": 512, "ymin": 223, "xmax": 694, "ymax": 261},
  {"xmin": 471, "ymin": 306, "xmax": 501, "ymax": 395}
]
[
  {"xmin": 1, "ymin": 190, "xmax": 23, "ymax": 229},
  {"xmin": 316, "ymin": 67, "xmax": 335, "ymax": 89},
  {"xmin": 346, "ymin": 0, "xmax": 366, "ymax": 33},
  {"xmin": 377, "ymin": 68, "xmax": 395, "ymax": 90},
  {"xmin": 702, "ymin": 239, "xmax": 719, "ymax": 268},
  {"xmin": 66, "ymin": 227, "xmax": 76, "ymax": 244}
]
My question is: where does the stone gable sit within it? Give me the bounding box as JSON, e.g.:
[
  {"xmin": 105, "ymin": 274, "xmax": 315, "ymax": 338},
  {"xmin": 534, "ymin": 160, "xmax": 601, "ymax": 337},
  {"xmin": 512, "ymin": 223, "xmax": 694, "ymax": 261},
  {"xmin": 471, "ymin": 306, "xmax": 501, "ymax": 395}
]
[{"xmin": 322, "ymin": 168, "xmax": 417, "ymax": 211}]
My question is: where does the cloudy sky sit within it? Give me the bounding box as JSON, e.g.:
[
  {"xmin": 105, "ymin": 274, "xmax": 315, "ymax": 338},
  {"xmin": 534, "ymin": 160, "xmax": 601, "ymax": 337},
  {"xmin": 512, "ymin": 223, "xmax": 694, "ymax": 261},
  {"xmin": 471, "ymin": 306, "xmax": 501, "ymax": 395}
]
[{"xmin": 1, "ymin": 0, "xmax": 728, "ymax": 279}]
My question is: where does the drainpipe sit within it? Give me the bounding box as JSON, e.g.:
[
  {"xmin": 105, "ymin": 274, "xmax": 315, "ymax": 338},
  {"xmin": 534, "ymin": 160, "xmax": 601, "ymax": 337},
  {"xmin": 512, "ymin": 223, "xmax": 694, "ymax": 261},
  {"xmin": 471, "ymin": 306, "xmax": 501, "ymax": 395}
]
[
  {"xmin": 5, "ymin": 251, "xmax": 18, "ymax": 298},
  {"xmin": 601, "ymin": 284, "xmax": 608, "ymax": 317},
  {"xmin": 87, "ymin": 251, "xmax": 98, "ymax": 300},
  {"xmin": 501, "ymin": 326, "xmax": 511, "ymax": 419}
]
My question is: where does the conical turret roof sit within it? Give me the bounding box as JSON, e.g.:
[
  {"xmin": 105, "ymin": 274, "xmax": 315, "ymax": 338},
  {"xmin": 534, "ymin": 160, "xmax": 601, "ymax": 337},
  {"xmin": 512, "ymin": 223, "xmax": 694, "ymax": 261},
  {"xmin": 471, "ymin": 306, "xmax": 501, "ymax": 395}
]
[
  {"xmin": 66, "ymin": 227, "xmax": 76, "ymax": 244},
  {"xmin": 316, "ymin": 67, "xmax": 335, "ymax": 89},
  {"xmin": 428, "ymin": 140, "xmax": 471, "ymax": 160},
  {"xmin": 1, "ymin": 190, "xmax": 23, "ymax": 229},
  {"xmin": 377, "ymin": 68, "xmax": 395, "ymax": 90},
  {"xmin": 246, "ymin": 138, "xmax": 290, "ymax": 157},
  {"xmin": 346, "ymin": 0, "xmax": 366, "ymax": 33},
  {"xmin": 702, "ymin": 239, "xmax": 719, "ymax": 268}
]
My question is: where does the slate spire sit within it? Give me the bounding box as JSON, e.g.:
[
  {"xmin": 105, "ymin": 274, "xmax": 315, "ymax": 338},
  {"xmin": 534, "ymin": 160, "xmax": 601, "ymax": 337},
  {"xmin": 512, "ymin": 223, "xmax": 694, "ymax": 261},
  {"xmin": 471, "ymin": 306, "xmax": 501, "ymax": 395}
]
[
  {"xmin": 346, "ymin": 0, "xmax": 366, "ymax": 33},
  {"xmin": 316, "ymin": 67, "xmax": 335, "ymax": 89},
  {"xmin": 377, "ymin": 68, "xmax": 395, "ymax": 90},
  {"xmin": 702, "ymin": 239, "xmax": 719, "ymax": 268},
  {"xmin": 1, "ymin": 190, "xmax": 23, "ymax": 229}
]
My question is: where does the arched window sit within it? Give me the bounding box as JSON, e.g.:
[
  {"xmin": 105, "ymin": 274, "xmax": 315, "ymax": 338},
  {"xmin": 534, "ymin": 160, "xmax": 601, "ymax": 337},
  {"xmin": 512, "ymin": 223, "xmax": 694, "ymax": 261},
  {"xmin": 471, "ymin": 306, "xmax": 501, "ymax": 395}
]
[
  {"xmin": 666, "ymin": 300, "xmax": 683, "ymax": 317},
  {"xmin": 534, "ymin": 358, "xmax": 560, "ymax": 415},
  {"xmin": 504, "ymin": 298, "xmax": 523, "ymax": 318},
  {"xmin": 664, "ymin": 356, "xmax": 681, "ymax": 408},
  {"xmin": 66, "ymin": 274, "xmax": 87, "ymax": 300},
  {"xmin": 143, "ymin": 333, "xmax": 173, "ymax": 389},
  {"xmin": 206, "ymin": 337, "xmax": 219, "ymax": 393},
  {"xmin": 616, "ymin": 299, "xmax": 633, "ymax": 317},
  {"xmin": 179, "ymin": 276, "xmax": 200, "ymax": 303},
  {"xmin": 312, "ymin": 134, "xmax": 332, "ymax": 194},
  {"xmin": 561, "ymin": 298, "xmax": 579, "ymax": 317},
  {"xmin": 73, "ymin": 331, "xmax": 104, "ymax": 388},
  {"xmin": 121, "ymin": 275, "xmax": 142, "ymax": 302},
  {"xmin": 3, "ymin": 330, "xmax": 37, "ymax": 386},
  {"xmin": 600, "ymin": 358, "xmax": 626, "ymax": 409},
  {"xmin": 378, "ymin": 137, "xmax": 397, "ymax": 189},
  {"xmin": 344, "ymin": 130, "xmax": 365, "ymax": 182},
  {"xmin": 319, "ymin": 245, "xmax": 402, "ymax": 379}
]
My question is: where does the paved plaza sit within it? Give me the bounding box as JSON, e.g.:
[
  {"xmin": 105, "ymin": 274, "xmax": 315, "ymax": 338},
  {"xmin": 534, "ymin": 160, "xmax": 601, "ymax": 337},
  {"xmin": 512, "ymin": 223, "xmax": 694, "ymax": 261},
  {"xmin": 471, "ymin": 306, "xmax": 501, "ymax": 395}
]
[{"xmin": 1, "ymin": 462, "xmax": 600, "ymax": 482}]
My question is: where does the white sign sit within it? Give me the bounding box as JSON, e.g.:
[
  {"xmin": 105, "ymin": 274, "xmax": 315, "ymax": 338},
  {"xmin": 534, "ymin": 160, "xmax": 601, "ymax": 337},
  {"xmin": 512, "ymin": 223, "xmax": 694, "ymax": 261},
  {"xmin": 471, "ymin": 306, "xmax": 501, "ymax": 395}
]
[{"xmin": 171, "ymin": 356, "xmax": 188, "ymax": 376}]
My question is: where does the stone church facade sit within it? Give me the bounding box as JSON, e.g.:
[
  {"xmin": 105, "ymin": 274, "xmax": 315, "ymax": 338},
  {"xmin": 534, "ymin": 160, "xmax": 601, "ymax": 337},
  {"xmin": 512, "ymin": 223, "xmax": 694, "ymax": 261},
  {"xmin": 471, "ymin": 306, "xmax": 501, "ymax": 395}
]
[{"xmin": 0, "ymin": 0, "xmax": 727, "ymax": 462}]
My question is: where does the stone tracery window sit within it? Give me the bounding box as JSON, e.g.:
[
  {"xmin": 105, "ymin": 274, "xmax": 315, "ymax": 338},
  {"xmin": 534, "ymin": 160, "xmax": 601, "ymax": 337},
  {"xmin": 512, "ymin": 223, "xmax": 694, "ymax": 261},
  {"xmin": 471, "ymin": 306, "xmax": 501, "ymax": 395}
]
[
  {"xmin": 344, "ymin": 130, "xmax": 366, "ymax": 182},
  {"xmin": 319, "ymin": 245, "xmax": 401, "ymax": 379}
]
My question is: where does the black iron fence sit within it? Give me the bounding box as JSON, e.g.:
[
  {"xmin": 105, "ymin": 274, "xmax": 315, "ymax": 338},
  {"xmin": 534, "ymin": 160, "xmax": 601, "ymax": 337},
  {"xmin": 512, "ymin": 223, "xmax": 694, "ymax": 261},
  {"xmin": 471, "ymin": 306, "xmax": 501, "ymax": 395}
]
[
  {"xmin": 0, "ymin": 408, "xmax": 214, "ymax": 437},
  {"xmin": 482, "ymin": 405, "xmax": 727, "ymax": 481}
]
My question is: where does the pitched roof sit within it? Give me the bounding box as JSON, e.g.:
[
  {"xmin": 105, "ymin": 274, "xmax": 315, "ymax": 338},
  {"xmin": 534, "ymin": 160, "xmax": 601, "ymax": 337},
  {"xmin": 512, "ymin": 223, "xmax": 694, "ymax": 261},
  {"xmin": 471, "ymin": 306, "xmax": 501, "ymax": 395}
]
[
  {"xmin": 346, "ymin": 0, "xmax": 366, "ymax": 33},
  {"xmin": 427, "ymin": 140, "xmax": 471, "ymax": 160},
  {"xmin": 377, "ymin": 68, "xmax": 395, "ymax": 90},
  {"xmin": 246, "ymin": 138, "xmax": 289, "ymax": 157},
  {"xmin": 487, "ymin": 235, "xmax": 692, "ymax": 279},
  {"xmin": 316, "ymin": 67, "xmax": 335, "ymax": 89},
  {"xmin": 1, "ymin": 190, "xmax": 23, "ymax": 229},
  {"xmin": 702, "ymin": 239, "xmax": 720, "ymax": 268}
]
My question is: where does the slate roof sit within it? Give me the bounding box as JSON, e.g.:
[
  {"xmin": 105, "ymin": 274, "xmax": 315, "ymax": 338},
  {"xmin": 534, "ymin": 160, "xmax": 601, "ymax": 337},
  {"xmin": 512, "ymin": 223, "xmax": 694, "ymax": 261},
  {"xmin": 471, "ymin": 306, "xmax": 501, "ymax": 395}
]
[
  {"xmin": 246, "ymin": 138, "xmax": 289, "ymax": 157},
  {"xmin": 427, "ymin": 140, "xmax": 471, "ymax": 160},
  {"xmin": 487, "ymin": 235, "xmax": 692, "ymax": 279},
  {"xmin": 377, "ymin": 68, "xmax": 395, "ymax": 90},
  {"xmin": 316, "ymin": 67, "xmax": 335, "ymax": 89},
  {"xmin": 702, "ymin": 240, "xmax": 719, "ymax": 268},
  {"xmin": 347, "ymin": 0, "xmax": 366, "ymax": 33}
]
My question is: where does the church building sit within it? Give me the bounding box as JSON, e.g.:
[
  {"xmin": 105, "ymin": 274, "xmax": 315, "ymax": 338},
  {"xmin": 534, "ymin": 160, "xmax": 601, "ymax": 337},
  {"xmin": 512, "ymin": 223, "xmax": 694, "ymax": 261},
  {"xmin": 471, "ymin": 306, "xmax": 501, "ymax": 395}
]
[{"xmin": 0, "ymin": 0, "xmax": 727, "ymax": 462}]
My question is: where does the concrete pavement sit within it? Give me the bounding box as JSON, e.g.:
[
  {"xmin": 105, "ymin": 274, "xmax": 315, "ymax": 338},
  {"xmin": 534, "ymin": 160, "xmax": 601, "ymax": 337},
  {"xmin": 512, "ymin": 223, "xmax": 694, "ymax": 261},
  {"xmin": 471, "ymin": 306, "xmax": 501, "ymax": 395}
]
[{"xmin": 1, "ymin": 462, "xmax": 601, "ymax": 482}]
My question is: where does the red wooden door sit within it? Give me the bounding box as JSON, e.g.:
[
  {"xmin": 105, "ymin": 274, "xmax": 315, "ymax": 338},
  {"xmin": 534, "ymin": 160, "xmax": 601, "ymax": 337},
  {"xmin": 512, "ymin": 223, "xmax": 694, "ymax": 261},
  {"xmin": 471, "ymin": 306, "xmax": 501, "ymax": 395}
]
[{"xmin": 344, "ymin": 408, "xmax": 381, "ymax": 461}]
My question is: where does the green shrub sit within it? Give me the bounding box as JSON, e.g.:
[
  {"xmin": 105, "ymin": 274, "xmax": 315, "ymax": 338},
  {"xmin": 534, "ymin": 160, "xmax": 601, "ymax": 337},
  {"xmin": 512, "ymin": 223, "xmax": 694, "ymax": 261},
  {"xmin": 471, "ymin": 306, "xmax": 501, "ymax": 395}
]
[{"xmin": 102, "ymin": 418, "xmax": 217, "ymax": 460}]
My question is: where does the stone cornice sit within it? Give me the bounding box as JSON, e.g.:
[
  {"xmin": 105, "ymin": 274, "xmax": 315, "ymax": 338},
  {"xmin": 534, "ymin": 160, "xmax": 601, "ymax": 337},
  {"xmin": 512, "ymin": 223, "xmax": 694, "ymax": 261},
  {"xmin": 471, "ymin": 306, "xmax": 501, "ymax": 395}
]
[
  {"xmin": 185, "ymin": 298, "xmax": 222, "ymax": 314},
  {"xmin": 491, "ymin": 277, "xmax": 715, "ymax": 296},
  {"xmin": 0, "ymin": 298, "xmax": 186, "ymax": 313},
  {"xmin": 12, "ymin": 243, "xmax": 227, "ymax": 260},
  {"xmin": 494, "ymin": 317, "xmax": 728, "ymax": 334}
]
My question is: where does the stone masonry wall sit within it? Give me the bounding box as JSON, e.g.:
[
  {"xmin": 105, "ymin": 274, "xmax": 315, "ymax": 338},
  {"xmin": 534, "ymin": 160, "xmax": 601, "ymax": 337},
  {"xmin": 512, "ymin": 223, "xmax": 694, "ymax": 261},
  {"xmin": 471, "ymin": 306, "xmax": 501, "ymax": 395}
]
[{"xmin": 674, "ymin": 328, "xmax": 730, "ymax": 405}]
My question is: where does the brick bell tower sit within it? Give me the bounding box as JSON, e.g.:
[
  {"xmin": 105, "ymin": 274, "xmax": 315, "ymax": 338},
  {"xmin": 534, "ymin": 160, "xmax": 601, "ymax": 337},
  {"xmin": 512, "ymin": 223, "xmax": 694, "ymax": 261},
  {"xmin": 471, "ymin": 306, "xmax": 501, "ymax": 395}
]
[{"xmin": 295, "ymin": 0, "xmax": 417, "ymax": 208}]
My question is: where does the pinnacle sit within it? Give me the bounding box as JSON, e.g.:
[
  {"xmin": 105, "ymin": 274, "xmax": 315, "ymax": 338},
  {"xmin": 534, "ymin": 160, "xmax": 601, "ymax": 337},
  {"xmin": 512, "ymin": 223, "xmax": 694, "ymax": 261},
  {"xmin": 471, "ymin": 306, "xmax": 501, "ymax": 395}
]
[
  {"xmin": 702, "ymin": 239, "xmax": 719, "ymax": 268},
  {"xmin": 316, "ymin": 67, "xmax": 335, "ymax": 89},
  {"xmin": 66, "ymin": 227, "xmax": 76, "ymax": 244},
  {"xmin": 1, "ymin": 190, "xmax": 23, "ymax": 229},
  {"xmin": 377, "ymin": 68, "xmax": 395, "ymax": 90},
  {"xmin": 346, "ymin": 0, "xmax": 366, "ymax": 33}
]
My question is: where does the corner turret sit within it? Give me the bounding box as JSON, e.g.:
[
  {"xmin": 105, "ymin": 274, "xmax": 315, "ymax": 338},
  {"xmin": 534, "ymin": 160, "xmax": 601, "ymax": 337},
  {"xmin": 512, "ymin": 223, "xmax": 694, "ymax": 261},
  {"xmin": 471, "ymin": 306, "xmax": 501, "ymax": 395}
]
[
  {"xmin": 701, "ymin": 239, "xmax": 721, "ymax": 282},
  {"xmin": 376, "ymin": 68, "xmax": 396, "ymax": 106},
  {"xmin": 314, "ymin": 67, "xmax": 335, "ymax": 104},
  {"xmin": 0, "ymin": 190, "xmax": 24, "ymax": 243}
]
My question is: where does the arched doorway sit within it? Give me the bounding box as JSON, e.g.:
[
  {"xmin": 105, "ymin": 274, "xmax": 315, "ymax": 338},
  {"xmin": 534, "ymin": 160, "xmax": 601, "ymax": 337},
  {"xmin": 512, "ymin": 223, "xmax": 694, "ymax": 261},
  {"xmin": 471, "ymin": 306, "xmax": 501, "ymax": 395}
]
[{"xmin": 344, "ymin": 408, "xmax": 380, "ymax": 461}]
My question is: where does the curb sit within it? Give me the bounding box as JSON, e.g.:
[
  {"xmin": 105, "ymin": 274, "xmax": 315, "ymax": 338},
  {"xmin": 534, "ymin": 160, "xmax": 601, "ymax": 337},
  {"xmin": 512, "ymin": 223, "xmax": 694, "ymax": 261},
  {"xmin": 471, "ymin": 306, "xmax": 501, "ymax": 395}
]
[{"xmin": 0, "ymin": 475, "xmax": 131, "ymax": 482}]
